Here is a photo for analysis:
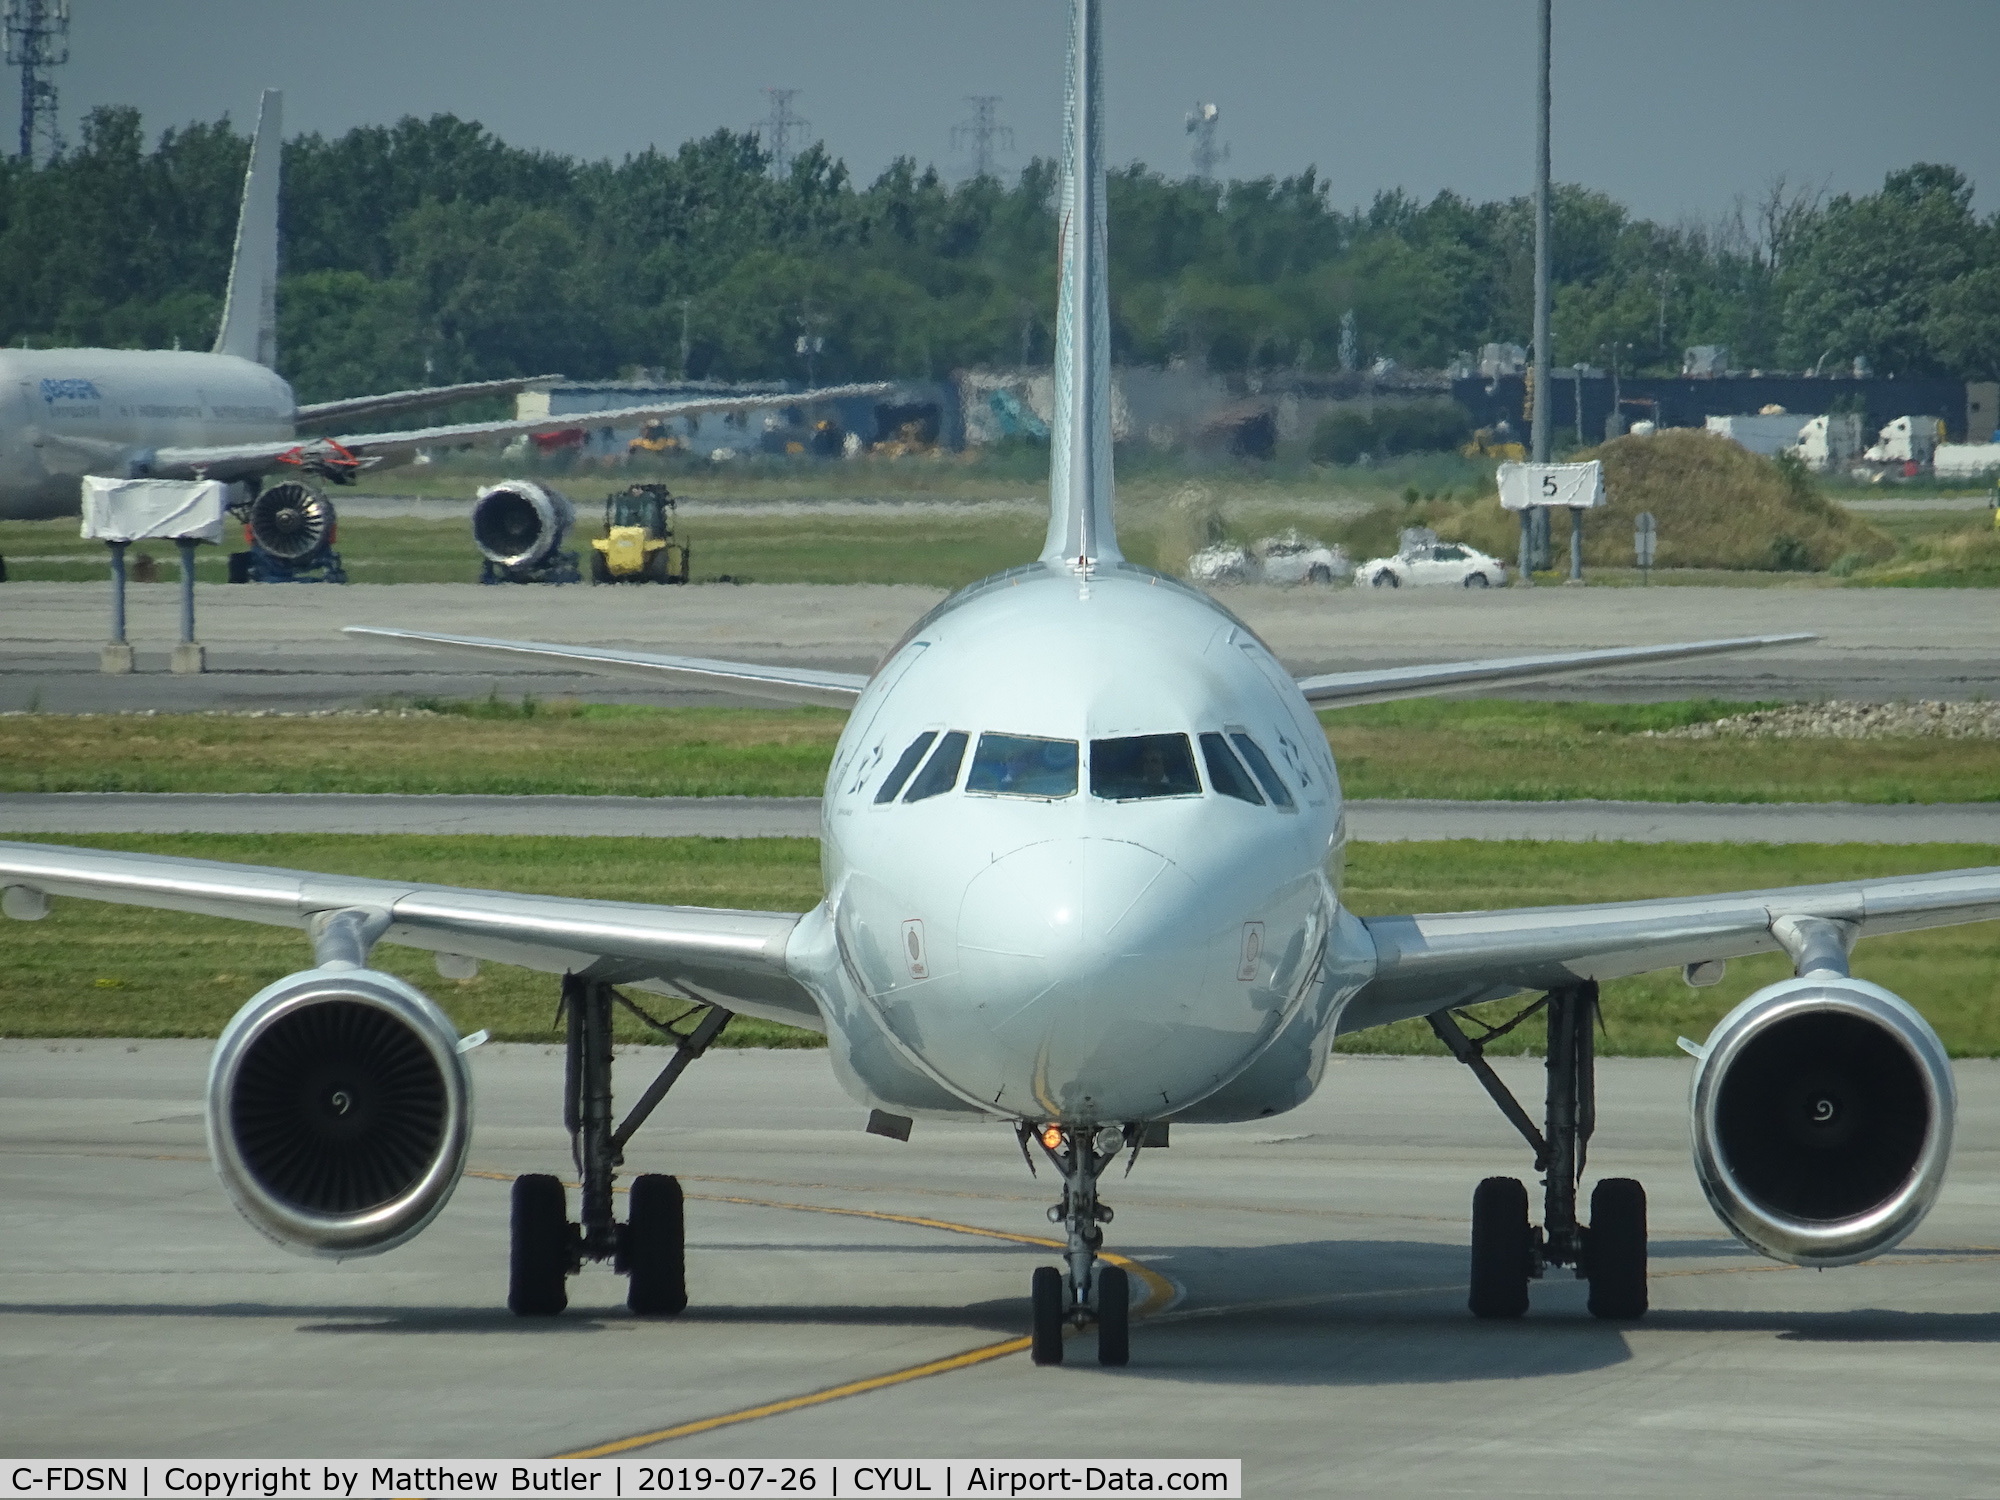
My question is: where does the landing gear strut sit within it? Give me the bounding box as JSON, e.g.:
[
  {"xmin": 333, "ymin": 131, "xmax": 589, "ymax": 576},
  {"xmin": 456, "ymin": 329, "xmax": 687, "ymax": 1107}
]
[
  {"xmin": 1429, "ymin": 980, "xmax": 1648, "ymax": 1321},
  {"xmin": 507, "ymin": 974, "xmax": 732, "ymax": 1317},
  {"xmin": 1022, "ymin": 1123, "xmax": 1133, "ymax": 1367}
]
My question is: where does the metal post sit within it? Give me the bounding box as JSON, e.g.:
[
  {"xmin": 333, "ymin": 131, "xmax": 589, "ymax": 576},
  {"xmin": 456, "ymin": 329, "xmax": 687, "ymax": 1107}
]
[
  {"xmin": 1568, "ymin": 505, "xmax": 1584, "ymax": 583},
  {"xmin": 170, "ymin": 537, "xmax": 205, "ymax": 674},
  {"xmin": 1543, "ymin": 986, "xmax": 1581, "ymax": 1264},
  {"xmin": 1526, "ymin": 0, "xmax": 1553, "ymax": 585},
  {"xmin": 100, "ymin": 541, "xmax": 133, "ymax": 674}
]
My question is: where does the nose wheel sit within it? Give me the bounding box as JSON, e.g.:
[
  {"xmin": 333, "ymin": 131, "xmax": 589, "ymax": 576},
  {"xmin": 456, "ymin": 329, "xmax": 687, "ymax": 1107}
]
[{"xmin": 1022, "ymin": 1122, "xmax": 1136, "ymax": 1366}]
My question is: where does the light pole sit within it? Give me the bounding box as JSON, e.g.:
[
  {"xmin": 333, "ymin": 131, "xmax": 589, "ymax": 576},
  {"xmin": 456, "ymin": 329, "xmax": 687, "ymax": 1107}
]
[{"xmin": 1522, "ymin": 0, "xmax": 1553, "ymax": 587}]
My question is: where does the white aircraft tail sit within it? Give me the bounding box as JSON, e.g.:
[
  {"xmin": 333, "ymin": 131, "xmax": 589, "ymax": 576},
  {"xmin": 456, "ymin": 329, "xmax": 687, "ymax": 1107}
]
[
  {"xmin": 212, "ymin": 89, "xmax": 282, "ymax": 368},
  {"xmin": 1041, "ymin": 0, "xmax": 1121, "ymax": 569}
]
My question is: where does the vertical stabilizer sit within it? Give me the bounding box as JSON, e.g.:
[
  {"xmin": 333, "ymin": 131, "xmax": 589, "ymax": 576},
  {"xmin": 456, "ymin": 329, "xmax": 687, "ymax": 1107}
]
[
  {"xmin": 212, "ymin": 89, "xmax": 282, "ymax": 368},
  {"xmin": 1041, "ymin": 0, "xmax": 1121, "ymax": 569}
]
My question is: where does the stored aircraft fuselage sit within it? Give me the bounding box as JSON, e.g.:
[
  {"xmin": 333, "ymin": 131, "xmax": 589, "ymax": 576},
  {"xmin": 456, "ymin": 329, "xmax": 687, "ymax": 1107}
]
[
  {"xmin": 0, "ymin": 347, "xmax": 293, "ymax": 518},
  {"xmin": 791, "ymin": 559, "xmax": 1372, "ymax": 1127}
]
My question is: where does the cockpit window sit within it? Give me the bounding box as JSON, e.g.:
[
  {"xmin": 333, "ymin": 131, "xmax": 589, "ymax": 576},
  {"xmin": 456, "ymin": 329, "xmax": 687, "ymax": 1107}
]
[
  {"xmin": 1199, "ymin": 732, "xmax": 1264, "ymax": 805},
  {"xmin": 903, "ymin": 730, "xmax": 968, "ymax": 802},
  {"xmin": 1229, "ymin": 731, "xmax": 1295, "ymax": 809},
  {"xmin": 966, "ymin": 732, "xmax": 1079, "ymax": 799},
  {"xmin": 1090, "ymin": 734, "xmax": 1200, "ymax": 801},
  {"xmin": 873, "ymin": 731, "xmax": 937, "ymax": 804}
]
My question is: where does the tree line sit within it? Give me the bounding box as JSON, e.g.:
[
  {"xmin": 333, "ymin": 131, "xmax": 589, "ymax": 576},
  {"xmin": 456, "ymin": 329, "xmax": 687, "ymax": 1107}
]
[{"xmin": 0, "ymin": 103, "xmax": 1993, "ymax": 403}]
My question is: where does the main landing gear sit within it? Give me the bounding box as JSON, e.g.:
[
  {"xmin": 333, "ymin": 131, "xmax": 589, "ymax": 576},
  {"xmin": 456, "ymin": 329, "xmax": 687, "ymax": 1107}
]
[
  {"xmin": 509, "ymin": 974, "xmax": 733, "ymax": 1317},
  {"xmin": 1429, "ymin": 980, "xmax": 1648, "ymax": 1322},
  {"xmin": 1020, "ymin": 1122, "xmax": 1138, "ymax": 1367}
]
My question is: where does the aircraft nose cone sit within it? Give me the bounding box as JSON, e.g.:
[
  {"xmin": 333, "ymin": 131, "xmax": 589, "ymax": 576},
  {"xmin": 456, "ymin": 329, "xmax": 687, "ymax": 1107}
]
[{"xmin": 958, "ymin": 837, "xmax": 1214, "ymax": 1119}]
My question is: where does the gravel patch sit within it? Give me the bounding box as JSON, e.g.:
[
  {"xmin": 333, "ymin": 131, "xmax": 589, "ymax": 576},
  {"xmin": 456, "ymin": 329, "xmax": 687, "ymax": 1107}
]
[{"xmin": 1655, "ymin": 700, "xmax": 2000, "ymax": 740}]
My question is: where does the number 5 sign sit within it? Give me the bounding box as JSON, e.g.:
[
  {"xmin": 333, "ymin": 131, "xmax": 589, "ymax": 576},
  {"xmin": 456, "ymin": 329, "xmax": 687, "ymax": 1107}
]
[{"xmin": 1496, "ymin": 460, "xmax": 1605, "ymax": 511}]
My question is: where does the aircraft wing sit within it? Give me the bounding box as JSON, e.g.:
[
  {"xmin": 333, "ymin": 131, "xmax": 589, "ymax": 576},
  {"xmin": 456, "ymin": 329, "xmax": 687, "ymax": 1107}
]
[
  {"xmin": 140, "ymin": 382, "xmax": 895, "ymax": 485},
  {"xmin": 345, "ymin": 626, "xmax": 868, "ymax": 708},
  {"xmin": 0, "ymin": 840, "xmax": 822, "ymax": 1031},
  {"xmin": 292, "ymin": 375, "xmax": 564, "ymax": 430},
  {"xmin": 1294, "ymin": 634, "xmax": 1815, "ymax": 707},
  {"xmin": 1340, "ymin": 865, "xmax": 2000, "ymax": 1033}
]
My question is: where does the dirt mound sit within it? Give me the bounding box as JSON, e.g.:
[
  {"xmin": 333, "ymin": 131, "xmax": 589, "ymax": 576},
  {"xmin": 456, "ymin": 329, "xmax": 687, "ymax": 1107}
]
[{"xmin": 1434, "ymin": 429, "xmax": 1893, "ymax": 571}]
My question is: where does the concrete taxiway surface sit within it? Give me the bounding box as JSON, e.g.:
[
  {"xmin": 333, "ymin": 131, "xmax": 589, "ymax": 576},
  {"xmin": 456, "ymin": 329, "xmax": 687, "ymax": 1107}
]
[
  {"xmin": 5, "ymin": 580, "xmax": 1999, "ymax": 711},
  {"xmin": 5, "ymin": 1042, "xmax": 2000, "ymax": 1493},
  {"xmin": 3, "ymin": 792, "xmax": 1997, "ymax": 845}
]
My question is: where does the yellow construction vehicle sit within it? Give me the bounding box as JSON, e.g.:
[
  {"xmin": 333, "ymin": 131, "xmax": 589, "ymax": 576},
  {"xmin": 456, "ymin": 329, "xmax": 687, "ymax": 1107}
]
[
  {"xmin": 589, "ymin": 483, "xmax": 690, "ymax": 584},
  {"xmin": 627, "ymin": 419, "xmax": 687, "ymax": 457}
]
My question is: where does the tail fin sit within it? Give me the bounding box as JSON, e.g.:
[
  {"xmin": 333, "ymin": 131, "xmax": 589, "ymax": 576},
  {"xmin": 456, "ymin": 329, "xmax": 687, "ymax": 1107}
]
[
  {"xmin": 212, "ymin": 89, "xmax": 282, "ymax": 367},
  {"xmin": 1041, "ymin": 0, "xmax": 1121, "ymax": 569}
]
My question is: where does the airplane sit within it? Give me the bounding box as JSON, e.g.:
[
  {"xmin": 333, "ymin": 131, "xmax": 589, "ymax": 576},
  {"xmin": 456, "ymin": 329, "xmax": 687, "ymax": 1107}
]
[
  {"xmin": 0, "ymin": 88, "xmax": 885, "ymax": 578},
  {"xmin": 3, "ymin": 0, "xmax": 1997, "ymax": 1370}
]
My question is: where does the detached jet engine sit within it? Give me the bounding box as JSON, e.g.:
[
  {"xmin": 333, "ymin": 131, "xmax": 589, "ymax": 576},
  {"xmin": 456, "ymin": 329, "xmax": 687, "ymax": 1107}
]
[
  {"xmin": 207, "ymin": 965, "xmax": 474, "ymax": 1256},
  {"xmin": 227, "ymin": 480, "xmax": 348, "ymax": 584},
  {"xmin": 1688, "ymin": 974, "xmax": 1954, "ymax": 1267},
  {"xmin": 471, "ymin": 479, "xmax": 580, "ymax": 584}
]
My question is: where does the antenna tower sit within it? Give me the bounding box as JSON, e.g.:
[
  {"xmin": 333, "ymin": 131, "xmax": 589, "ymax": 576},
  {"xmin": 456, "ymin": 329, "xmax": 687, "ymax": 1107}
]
[
  {"xmin": 1184, "ymin": 101, "xmax": 1227, "ymax": 179},
  {"xmin": 757, "ymin": 87, "xmax": 810, "ymax": 179},
  {"xmin": 951, "ymin": 95, "xmax": 1013, "ymax": 179},
  {"xmin": 4, "ymin": 0, "xmax": 67, "ymax": 165}
]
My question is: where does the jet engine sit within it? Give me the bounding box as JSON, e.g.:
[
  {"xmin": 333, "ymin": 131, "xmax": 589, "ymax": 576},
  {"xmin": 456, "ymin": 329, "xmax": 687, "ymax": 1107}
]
[
  {"xmin": 1689, "ymin": 975, "xmax": 1954, "ymax": 1267},
  {"xmin": 472, "ymin": 479, "xmax": 579, "ymax": 583},
  {"xmin": 229, "ymin": 480, "xmax": 347, "ymax": 583},
  {"xmin": 206, "ymin": 966, "xmax": 473, "ymax": 1257}
]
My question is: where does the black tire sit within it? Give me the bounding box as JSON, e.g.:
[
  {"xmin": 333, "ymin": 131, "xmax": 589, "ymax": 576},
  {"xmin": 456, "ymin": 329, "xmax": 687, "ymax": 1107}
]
[
  {"xmin": 1371, "ymin": 570, "xmax": 1400, "ymax": 588},
  {"xmin": 625, "ymin": 1173, "xmax": 688, "ymax": 1317},
  {"xmin": 1307, "ymin": 563, "xmax": 1332, "ymax": 585},
  {"xmin": 1464, "ymin": 572, "xmax": 1491, "ymax": 588},
  {"xmin": 1096, "ymin": 1265, "xmax": 1130, "ymax": 1367},
  {"xmin": 589, "ymin": 550, "xmax": 612, "ymax": 584},
  {"xmin": 1585, "ymin": 1177, "xmax": 1648, "ymax": 1320},
  {"xmin": 1468, "ymin": 1176, "xmax": 1532, "ymax": 1319},
  {"xmin": 509, "ymin": 1174, "xmax": 571, "ymax": 1317},
  {"xmin": 1031, "ymin": 1265, "xmax": 1065, "ymax": 1366}
]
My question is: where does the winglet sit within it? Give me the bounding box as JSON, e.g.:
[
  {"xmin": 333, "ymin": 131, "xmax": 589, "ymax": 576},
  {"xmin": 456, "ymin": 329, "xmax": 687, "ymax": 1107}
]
[
  {"xmin": 1040, "ymin": 0, "xmax": 1121, "ymax": 571},
  {"xmin": 212, "ymin": 89, "xmax": 282, "ymax": 368}
]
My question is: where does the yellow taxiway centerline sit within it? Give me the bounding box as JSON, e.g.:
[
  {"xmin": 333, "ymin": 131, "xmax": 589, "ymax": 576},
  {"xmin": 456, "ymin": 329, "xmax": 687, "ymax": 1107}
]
[{"xmin": 458, "ymin": 1170, "xmax": 1175, "ymax": 1457}]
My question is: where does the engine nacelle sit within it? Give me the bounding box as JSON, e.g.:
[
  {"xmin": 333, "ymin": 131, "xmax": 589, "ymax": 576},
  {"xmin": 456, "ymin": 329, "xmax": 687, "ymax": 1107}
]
[
  {"xmin": 206, "ymin": 967, "xmax": 473, "ymax": 1258},
  {"xmin": 1690, "ymin": 975, "xmax": 1954, "ymax": 1267},
  {"xmin": 246, "ymin": 480, "xmax": 336, "ymax": 562},
  {"xmin": 472, "ymin": 479, "xmax": 573, "ymax": 570}
]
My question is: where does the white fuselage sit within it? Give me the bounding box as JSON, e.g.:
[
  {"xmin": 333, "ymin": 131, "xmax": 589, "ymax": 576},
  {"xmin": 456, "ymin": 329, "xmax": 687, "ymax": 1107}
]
[
  {"xmin": 785, "ymin": 561, "xmax": 1376, "ymax": 1128},
  {"xmin": 0, "ymin": 347, "xmax": 295, "ymax": 518}
]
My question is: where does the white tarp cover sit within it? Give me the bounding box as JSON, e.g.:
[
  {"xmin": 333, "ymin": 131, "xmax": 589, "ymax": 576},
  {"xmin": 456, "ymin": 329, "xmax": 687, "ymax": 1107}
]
[
  {"xmin": 1497, "ymin": 460, "xmax": 1605, "ymax": 512},
  {"xmin": 78, "ymin": 477, "xmax": 228, "ymax": 543}
]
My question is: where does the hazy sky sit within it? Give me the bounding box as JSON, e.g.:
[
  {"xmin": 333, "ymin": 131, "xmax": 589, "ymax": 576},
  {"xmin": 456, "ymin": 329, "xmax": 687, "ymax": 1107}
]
[{"xmin": 57, "ymin": 1, "xmax": 2000, "ymax": 224}]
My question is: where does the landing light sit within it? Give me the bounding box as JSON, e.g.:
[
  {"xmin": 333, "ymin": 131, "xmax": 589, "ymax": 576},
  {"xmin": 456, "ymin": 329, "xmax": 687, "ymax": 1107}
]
[{"xmin": 1039, "ymin": 1124, "xmax": 1065, "ymax": 1151}]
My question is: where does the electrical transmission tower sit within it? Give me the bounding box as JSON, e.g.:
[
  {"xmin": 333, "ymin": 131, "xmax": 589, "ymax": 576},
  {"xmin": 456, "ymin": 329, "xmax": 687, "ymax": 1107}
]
[
  {"xmin": 951, "ymin": 95, "xmax": 1013, "ymax": 179},
  {"xmin": 1184, "ymin": 101, "xmax": 1227, "ymax": 180},
  {"xmin": 757, "ymin": 88, "xmax": 810, "ymax": 179},
  {"xmin": 4, "ymin": 0, "xmax": 68, "ymax": 165}
]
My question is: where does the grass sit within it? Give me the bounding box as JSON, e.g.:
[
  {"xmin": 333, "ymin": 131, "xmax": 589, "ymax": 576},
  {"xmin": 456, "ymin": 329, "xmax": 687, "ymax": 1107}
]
[
  {"xmin": 3, "ymin": 698, "xmax": 1995, "ymax": 804},
  {"xmin": 1, "ymin": 833, "xmax": 1994, "ymax": 1058}
]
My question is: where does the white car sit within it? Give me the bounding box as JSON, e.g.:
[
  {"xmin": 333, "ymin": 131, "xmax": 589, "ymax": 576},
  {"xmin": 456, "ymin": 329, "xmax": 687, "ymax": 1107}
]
[
  {"xmin": 1187, "ymin": 532, "xmax": 1351, "ymax": 587},
  {"xmin": 1357, "ymin": 540, "xmax": 1508, "ymax": 589},
  {"xmin": 1255, "ymin": 530, "xmax": 1352, "ymax": 586}
]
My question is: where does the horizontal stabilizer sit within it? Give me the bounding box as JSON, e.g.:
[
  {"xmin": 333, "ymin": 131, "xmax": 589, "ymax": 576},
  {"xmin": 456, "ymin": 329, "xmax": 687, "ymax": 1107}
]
[
  {"xmin": 1294, "ymin": 633, "xmax": 1815, "ymax": 708},
  {"xmin": 345, "ymin": 626, "xmax": 867, "ymax": 709}
]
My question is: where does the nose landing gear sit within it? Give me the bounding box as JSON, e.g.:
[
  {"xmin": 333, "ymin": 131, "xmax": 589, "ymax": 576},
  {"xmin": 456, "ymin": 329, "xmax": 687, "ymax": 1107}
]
[{"xmin": 1022, "ymin": 1122, "xmax": 1135, "ymax": 1366}]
